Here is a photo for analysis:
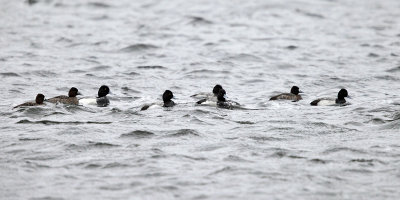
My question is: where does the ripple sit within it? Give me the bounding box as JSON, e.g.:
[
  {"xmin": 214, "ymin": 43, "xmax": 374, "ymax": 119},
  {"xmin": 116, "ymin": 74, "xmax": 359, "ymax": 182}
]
[
  {"xmin": 393, "ymin": 112, "xmax": 400, "ymax": 120},
  {"xmin": 223, "ymin": 155, "xmax": 251, "ymax": 162},
  {"xmin": 368, "ymin": 53, "xmax": 380, "ymax": 58},
  {"xmin": 188, "ymin": 16, "xmax": 213, "ymax": 25},
  {"xmin": 16, "ymin": 120, "xmax": 112, "ymax": 125},
  {"xmin": 65, "ymin": 141, "xmax": 121, "ymax": 150},
  {"xmin": 374, "ymin": 75, "xmax": 399, "ymax": 81},
  {"xmin": 137, "ymin": 65, "xmax": 165, "ymax": 69},
  {"xmin": 29, "ymin": 197, "xmax": 65, "ymax": 200},
  {"xmin": 121, "ymin": 86, "xmax": 141, "ymax": 93},
  {"xmin": 323, "ymin": 147, "xmax": 366, "ymax": 155},
  {"xmin": 87, "ymin": 2, "xmax": 111, "ymax": 8},
  {"xmin": 69, "ymin": 69, "xmax": 87, "ymax": 73},
  {"xmin": 122, "ymin": 72, "xmax": 140, "ymax": 76},
  {"xmin": 350, "ymin": 158, "xmax": 386, "ymax": 165},
  {"xmin": 186, "ymin": 69, "xmax": 230, "ymax": 74},
  {"xmin": 226, "ymin": 53, "xmax": 264, "ymax": 62},
  {"xmin": 19, "ymin": 138, "xmax": 42, "ymax": 141},
  {"xmin": 295, "ymin": 9, "xmax": 325, "ymax": 19},
  {"xmin": 343, "ymin": 168, "xmax": 373, "ymax": 174},
  {"xmin": 167, "ymin": 129, "xmax": 199, "ymax": 137},
  {"xmin": 386, "ymin": 65, "xmax": 400, "ymax": 72},
  {"xmin": 84, "ymin": 163, "xmax": 102, "ymax": 169},
  {"xmin": 249, "ymin": 136, "xmax": 284, "ymax": 141},
  {"xmin": 270, "ymin": 149, "xmax": 288, "ymax": 158},
  {"xmin": 56, "ymin": 37, "xmax": 73, "ymax": 43},
  {"xmin": 28, "ymin": 70, "xmax": 58, "ymax": 77},
  {"xmin": 235, "ymin": 120, "xmax": 255, "ymax": 124},
  {"xmin": 87, "ymin": 141, "xmax": 120, "ymax": 148},
  {"xmin": 120, "ymin": 130, "xmax": 155, "ymax": 138},
  {"xmin": 103, "ymin": 162, "xmax": 132, "ymax": 168},
  {"xmin": 209, "ymin": 166, "xmax": 235, "ymax": 175},
  {"xmin": 120, "ymin": 44, "xmax": 158, "ymax": 52},
  {"xmin": 308, "ymin": 158, "xmax": 329, "ymax": 164},
  {"xmin": 197, "ymin": 144, "xmax": 224, "ymax": 152},
  {"xmin": 286, "ymin": 45, "xmax": 298, "ymax": 50},
  {"xmin": 91, "ymin": 65, "xmax": 112, "ymax": 71},
  {"xmin": 0, "ymin": 72, "xmax": 20, "ymax": 77}
]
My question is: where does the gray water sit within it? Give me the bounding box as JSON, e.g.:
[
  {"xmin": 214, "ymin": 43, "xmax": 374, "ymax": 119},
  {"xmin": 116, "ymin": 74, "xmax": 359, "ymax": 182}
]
[{"xmin": 1, "ymin": 0, "xmax": 400, "ymax": 199}]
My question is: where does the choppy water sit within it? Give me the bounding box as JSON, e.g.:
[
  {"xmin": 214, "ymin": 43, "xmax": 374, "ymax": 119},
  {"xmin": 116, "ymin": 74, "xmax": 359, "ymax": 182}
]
[{"xmin": 1, "ymin": 0, "xmax": 400, "ymax": 199}]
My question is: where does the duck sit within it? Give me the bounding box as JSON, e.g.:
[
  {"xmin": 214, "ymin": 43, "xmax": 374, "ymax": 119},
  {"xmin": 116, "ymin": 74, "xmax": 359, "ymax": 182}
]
[
  {"xmin": 80, "ymin": 85, "xmax": 111, "ymax": 107},
  {"xmin": 141, "ymin": 90, "xmax": 175, "ymax": 111},
  {"xmin": 310, "ymin": 89, "xmax": 350, "ymax": 106},
  {"xmin": 216, "ymin": 89, "xmax": 240, "ymax": 109},
  {"xmin": 270, "ymin": 86, "xmax": 303, "ymax": 101},
  {"xmin": 14, "ymin": 94, "xmax": 45, "ymax": 108},
  {"xmin": 47, "ymin": 87, "xmax": 81, "ymax": 105},
  {"xmin": 96, "ymin": 85, "xmax": 111, "ymax": 107},
  {"xmin": 196, "ymin": 84, "xmax": 223, "ymax": 105},
  {"xmin": 192, "ymin": 84, "xmax": 222, "ymax": 99},
  {"xmin": 162, "ymin": 90, "xmax": 175, "ymax": 107}
]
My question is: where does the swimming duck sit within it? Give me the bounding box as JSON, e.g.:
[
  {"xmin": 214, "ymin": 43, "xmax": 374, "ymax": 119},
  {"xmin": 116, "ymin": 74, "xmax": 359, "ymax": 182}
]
[
  {"xmin": 96, "ymin": 85, "xmax": 111, "ymax": 107},
  {"xmin": 310, "ymin": 89, "xmax": 350, "ymax": 106},
  {"xmin": 216, "ymin": 89, "xmax": 240, "ymax": 109},
  {"xmin": 47, "ymin": 87, "xmax": 81, "ymax": 105},
  {"xmin": 196, "ymin": 84, "xmax": 223, "ymax": 104},
  {"xmin": 14, "ymin": 94, "xmax": 45, "ymax": 108},
  {"xmin": 141, "ymin": 90, "xmax": 175, "ymax": 111},
  {"xmin": 270, "ymin": 86, "xmax": 303, "ymax": 101},
  {"xmin": 192, "ymin": 84, "xmax": 222, "ymax": 99},
  {"xmin": 162, "ymin": 90, "xmax": 175, "ymax": 107},
  {"xmin": 80, "ymin": 85, "xmax": 111, "ymax": 107}
]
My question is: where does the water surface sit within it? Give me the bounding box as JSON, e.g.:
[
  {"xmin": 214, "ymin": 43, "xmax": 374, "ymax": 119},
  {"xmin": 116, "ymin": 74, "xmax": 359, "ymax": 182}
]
[{"xmin": 1, "ymin": 0, "xmax": 400, "ymax": 199}]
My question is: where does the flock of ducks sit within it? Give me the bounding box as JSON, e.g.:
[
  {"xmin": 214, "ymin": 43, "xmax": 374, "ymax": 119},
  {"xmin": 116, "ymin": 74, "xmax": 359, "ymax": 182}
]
[{"xmin": 13, "ymin": 84, "xmax": 350, "ymax": 109}]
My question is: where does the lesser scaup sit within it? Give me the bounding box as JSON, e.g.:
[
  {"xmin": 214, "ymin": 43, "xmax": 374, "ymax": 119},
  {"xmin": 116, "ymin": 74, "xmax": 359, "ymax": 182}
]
[
  {"xmin": 310, "ymin": 89, "xmax": 350, "ymax": 106},
  {"xmin": 141, "ymin": 90, "xmax": 175, "ymax": 111},
  {"xmin": 14, "ymin": 93, "xmax": 45, "ymax": 108},
  {"xmin": 216, "ymin": 89, "xmax": 240, "ymax": 109},
  {"xmin": 196, "ymin": 84, "xmax": 223, "ymax": 104},
  {"xmin": 47, "ymin": 87, "xmax": 81, "ymax": 105},
  {"xmin": 162, "ymin": 90, "xmax": 175, "ymax": 107},
  {"xmin": 270, "ymin": 86, "xmax": 303, "ymax": 101},
  {"xmin": 192, "ymin": 84, "xmax": 222, "ymax": 99},
  {"xmin": 79, "ymin": 85, "xmax": 111, "ymax": 107},
  {"xmin": 96, "ymin": 85, "xmax": 111, "ymax": 107}
]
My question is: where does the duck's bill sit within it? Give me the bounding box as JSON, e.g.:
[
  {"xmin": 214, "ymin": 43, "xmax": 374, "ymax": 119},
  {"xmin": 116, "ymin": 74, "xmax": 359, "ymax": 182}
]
[
  {"xmin": 299, "ymin": 90, "xmax": 304, "ymax": 93},
  {"xmin": 77, "ymin": 92, "xmax": 83, "ymax": 95}
]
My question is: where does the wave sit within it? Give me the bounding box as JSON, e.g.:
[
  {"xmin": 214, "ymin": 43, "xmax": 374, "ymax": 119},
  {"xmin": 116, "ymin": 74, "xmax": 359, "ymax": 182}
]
[
  {"xmin": 167, "ymin": 129, "xmax": 199, "ymax": 137},
  {"xmin": 16, "ymin": 120, "xmax": 112, "ymax": 125},
  {"xmin": 0, "ymin": 72, "xmax": 20, "ymax": 77},
  {"xmin": 119, "ymin": 44, "xmax": 158, "ymax": 52},
  {"xmin": 120, "ymin": 130, "xmax": 155, "ymax": 138}
]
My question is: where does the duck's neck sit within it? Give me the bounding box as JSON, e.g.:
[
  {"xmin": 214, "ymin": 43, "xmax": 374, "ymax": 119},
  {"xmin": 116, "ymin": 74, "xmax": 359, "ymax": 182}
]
[
  {"xmin": 335, "ymin": 98, "xmax": 346, "ymax": 104},
  {"xmin": 164, "ymin": 99, "xmax": 172, "ymax": 104}
]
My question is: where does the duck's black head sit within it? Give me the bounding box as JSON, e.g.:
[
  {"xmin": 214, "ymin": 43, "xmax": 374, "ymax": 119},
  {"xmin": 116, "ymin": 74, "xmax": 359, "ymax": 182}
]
[
  {"xmin": 337, "ymin": 89, "xmax": 348, "ymax": 100},
  {"xmin": 217, "ymin": 89, "xmax": 226, "ymax": 102},
  {"xmin": 68, "ymin": 87, "xmax": 81, "ymax": 97},
  {"xmin": 36, "ymin": 93, "xmax": 45, "ymax": 104},
  {"xmin": 98, "ymin": 85, "xmax": 110, "ymax": 97},
  {"xmin": 213, "ymin": 84, "xmax": 223, "ymax": 95},
  {"xmin": 290, "ymin": 86, "xmax": 301, "ymax": 95},
  {"xmin": 163, "ymin": 90, "xmax": 174, "ymax": 102}
]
